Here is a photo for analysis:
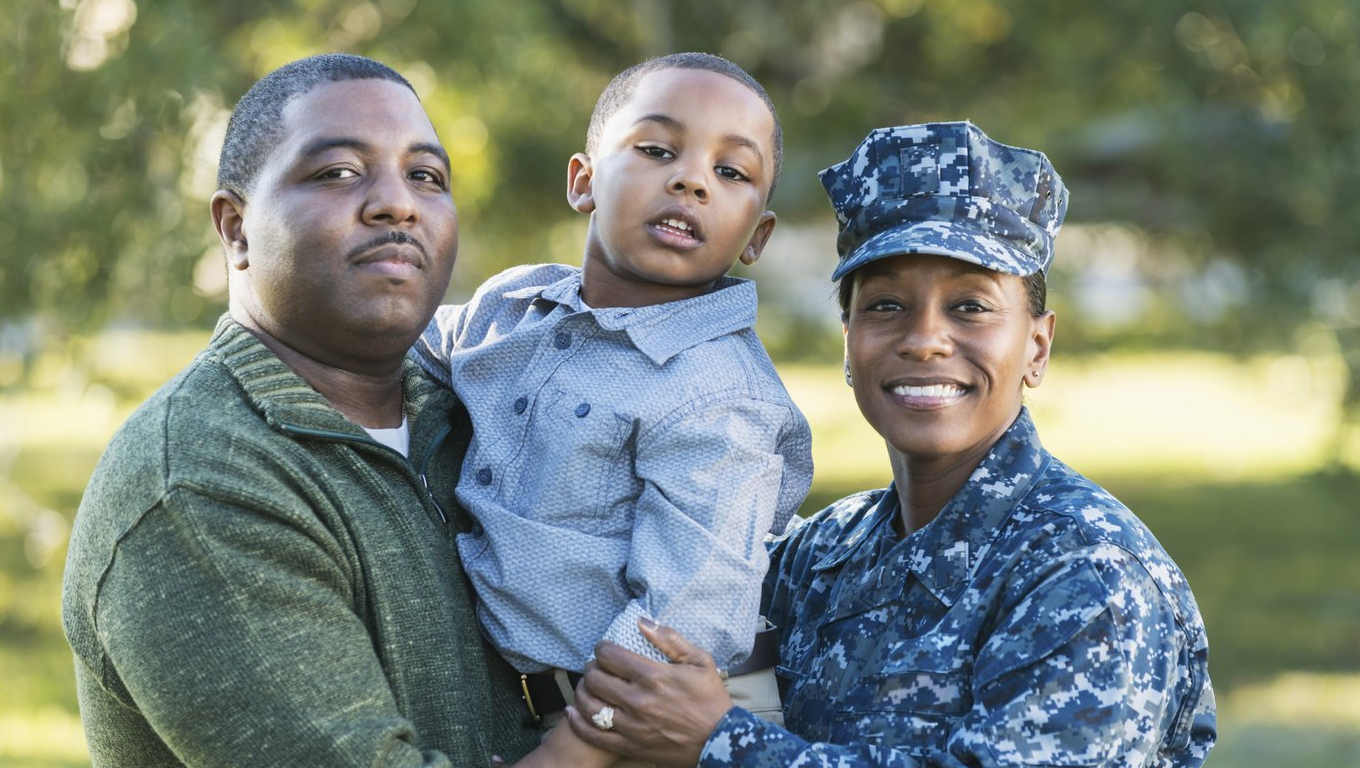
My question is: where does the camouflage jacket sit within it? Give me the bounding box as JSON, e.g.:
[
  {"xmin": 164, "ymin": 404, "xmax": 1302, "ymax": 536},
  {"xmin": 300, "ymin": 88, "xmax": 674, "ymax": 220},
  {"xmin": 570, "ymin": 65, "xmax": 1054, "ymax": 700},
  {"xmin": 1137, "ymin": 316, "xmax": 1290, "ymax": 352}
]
[{"xmin": 699, "ymin": 409, "xmax": 1216, "ymax": 767}]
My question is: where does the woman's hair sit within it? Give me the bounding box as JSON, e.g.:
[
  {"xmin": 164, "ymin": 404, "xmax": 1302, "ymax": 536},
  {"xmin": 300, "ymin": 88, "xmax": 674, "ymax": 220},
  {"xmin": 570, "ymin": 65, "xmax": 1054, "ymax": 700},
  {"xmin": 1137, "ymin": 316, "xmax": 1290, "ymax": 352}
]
[{"xmin": 837, "ymin": 269, "xmax": 1048, "ymax": 319}]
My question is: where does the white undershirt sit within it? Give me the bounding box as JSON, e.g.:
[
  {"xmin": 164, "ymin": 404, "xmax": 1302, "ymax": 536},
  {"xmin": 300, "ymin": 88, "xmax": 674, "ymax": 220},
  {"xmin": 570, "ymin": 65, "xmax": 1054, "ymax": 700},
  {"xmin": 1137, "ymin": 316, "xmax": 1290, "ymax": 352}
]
[{"xmin": 363, "ymin": 415, "xmax": 410, "ymax": 458}]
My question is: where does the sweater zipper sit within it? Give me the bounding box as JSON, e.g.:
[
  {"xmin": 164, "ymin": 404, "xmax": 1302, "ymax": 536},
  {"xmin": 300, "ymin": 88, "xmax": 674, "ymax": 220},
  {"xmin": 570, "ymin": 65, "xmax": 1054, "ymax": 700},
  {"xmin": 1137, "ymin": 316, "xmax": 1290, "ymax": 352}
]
[{"xmin": 277, "ymin": 422, "xmax": 451, "ymax": 525}]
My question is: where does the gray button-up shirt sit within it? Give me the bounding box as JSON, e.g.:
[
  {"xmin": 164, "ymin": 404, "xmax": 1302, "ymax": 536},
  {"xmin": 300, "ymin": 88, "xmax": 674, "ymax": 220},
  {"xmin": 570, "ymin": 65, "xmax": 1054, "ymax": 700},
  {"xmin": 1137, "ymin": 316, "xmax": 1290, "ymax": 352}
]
[{"xmin": 413, "ymin": 264, "xmax": 813, "ymax": 673}]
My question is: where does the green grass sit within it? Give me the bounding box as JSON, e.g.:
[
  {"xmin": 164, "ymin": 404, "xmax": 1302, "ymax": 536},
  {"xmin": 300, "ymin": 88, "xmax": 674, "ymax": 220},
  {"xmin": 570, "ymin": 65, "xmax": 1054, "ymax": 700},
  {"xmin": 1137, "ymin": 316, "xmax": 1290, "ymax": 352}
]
[{"xmin": 2, "ymin": 334, "xmax": 1358, "ymax": 766}]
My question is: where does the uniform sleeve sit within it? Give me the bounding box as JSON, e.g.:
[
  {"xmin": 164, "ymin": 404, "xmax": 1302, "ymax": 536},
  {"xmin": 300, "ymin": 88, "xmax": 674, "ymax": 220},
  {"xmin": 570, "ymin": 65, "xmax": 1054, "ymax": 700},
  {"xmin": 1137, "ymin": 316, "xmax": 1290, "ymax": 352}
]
[
  {"xmin": 88, "ymin": 487, "xmax": 455, "ymax": 768},
  {"xmin": 700, "ymin": 545, "xmax": 1213, "ymax": 768},
  {"xmin": 600, "ymin": 394, "xmax": 810, "ymax": 669}
]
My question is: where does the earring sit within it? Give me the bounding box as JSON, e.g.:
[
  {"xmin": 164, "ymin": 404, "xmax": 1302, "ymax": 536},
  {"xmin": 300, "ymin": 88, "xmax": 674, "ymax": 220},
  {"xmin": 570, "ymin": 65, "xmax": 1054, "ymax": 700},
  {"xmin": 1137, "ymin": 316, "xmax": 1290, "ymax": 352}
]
[{"xmin": 844, "ymin": 362, "xmax": 853, "ymax": 387}]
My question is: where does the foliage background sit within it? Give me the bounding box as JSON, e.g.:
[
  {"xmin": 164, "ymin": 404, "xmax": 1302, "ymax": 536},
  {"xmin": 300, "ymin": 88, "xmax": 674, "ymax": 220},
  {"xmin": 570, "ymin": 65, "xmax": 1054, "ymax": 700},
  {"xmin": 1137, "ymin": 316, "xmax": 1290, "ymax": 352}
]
[{"xmin": 3, "ymin": 0, "xmax": 1359, "ymax": 765}]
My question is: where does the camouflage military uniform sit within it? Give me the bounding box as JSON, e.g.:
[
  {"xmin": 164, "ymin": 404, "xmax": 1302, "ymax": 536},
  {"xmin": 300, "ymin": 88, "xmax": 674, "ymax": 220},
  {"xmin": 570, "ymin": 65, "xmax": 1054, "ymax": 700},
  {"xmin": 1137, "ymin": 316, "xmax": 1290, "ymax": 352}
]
[{"xmin": 698, "ymin": 409, "xmax": 1216, "ymax": 767}]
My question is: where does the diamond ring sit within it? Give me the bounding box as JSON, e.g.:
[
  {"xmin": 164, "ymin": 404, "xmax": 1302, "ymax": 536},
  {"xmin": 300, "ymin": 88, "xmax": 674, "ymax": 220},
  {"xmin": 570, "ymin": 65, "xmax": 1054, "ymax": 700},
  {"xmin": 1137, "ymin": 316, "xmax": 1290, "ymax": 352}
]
[{"xmin": 591, "ymin": 705, "xmax": 615, "ymax": 731}]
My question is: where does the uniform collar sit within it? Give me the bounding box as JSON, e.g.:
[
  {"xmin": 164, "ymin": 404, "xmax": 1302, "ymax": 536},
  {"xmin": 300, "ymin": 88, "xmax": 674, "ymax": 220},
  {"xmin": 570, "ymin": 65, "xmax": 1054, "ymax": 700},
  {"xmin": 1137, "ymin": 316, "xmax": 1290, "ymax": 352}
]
[
  {"xmin": 814, "ymin": 408, "xmax": 1050, "ymax": 607},
  {"xmin": 504, "ymin": 272, "xmax": 758, "ymax": 365}
]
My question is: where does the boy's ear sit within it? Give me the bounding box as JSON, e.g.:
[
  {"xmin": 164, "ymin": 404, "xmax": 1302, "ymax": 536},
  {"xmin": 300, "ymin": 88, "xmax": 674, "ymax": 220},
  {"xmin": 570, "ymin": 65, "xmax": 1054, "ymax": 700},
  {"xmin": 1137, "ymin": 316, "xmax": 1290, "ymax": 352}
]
[
  {"xmin": 567, "ymin": 153, "xmax": 596, "ymax": 214},
  {"xmin": 738, "ymin": 210, "xmax": 777, "ymax": 266},
  {"xmin": 211, "ymin": 189, "xmax": 250, "ymax": 270}
]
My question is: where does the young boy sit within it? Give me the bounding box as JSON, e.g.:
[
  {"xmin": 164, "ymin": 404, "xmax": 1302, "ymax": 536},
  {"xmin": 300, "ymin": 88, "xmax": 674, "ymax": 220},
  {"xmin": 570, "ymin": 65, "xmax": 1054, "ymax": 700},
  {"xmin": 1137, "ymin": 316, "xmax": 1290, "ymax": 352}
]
[{"xmin": 412, "ymin": 52, "xmax": 811, "ymax": 767}]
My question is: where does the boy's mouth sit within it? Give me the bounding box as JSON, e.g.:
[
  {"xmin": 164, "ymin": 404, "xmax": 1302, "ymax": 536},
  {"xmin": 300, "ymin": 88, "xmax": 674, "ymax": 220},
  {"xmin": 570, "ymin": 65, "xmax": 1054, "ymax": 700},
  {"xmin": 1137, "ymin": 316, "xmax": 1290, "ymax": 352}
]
[{"xmin": 648, "ymin": 209, "xmax": 704, "ymax": 247}]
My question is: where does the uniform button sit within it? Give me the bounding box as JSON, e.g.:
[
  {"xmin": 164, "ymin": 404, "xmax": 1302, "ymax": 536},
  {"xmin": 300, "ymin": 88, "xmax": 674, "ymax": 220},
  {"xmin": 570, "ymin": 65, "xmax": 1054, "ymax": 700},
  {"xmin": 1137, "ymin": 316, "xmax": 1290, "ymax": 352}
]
[
  {"xmin": 471, "ymin": 522, "xmax": 484, "ymax": 536},
  {"xmin": 553, "ymin": 331, "xmax": 572, "ymax": 349},
  {"xmin": 476, "ymin": 468, "xmax": 492, "ymax": 485},
  {"xmin": 575, "ymin": 402, "xmax": 591, "ymax": 418},
  {"xmin": 513, "ymin": 396, "xmax": 528, "ymax": 414}
]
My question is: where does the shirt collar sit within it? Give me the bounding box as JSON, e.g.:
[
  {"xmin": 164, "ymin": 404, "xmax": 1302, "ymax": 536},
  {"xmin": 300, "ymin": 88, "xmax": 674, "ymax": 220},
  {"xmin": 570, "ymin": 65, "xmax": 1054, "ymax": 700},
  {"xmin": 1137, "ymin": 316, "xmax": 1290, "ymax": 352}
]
[
  {"xmin": 504, "ymin": 271, "xmax": 759, "ymax": 365},
  {"xmin": 813, "ymin": 408, "xmax": 1050, "ymax": 607}
]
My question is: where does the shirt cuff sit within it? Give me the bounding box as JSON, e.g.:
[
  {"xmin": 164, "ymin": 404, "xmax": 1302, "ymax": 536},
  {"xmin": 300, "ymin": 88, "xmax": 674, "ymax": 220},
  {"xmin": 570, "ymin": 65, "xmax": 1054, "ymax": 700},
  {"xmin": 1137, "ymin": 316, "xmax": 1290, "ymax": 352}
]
[{"xmin": 699, "ymin": 706, "xmax": 800, "ymax": 767}]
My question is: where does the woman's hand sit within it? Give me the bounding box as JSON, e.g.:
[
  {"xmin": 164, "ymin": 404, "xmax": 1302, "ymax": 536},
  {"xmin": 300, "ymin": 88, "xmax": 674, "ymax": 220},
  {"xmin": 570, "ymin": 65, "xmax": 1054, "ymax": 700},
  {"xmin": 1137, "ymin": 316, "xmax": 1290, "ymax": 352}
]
[{"xmin": 566, "ymin": 619, "xmax": 734, "ymax": 768}]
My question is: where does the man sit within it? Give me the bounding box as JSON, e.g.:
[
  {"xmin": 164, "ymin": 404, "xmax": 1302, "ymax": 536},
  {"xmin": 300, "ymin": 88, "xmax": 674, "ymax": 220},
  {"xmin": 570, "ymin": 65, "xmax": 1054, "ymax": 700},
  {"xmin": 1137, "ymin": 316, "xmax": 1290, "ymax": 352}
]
[{"xmin": 61, "ymin": 54, "xmax": 538, "ymax": 767}]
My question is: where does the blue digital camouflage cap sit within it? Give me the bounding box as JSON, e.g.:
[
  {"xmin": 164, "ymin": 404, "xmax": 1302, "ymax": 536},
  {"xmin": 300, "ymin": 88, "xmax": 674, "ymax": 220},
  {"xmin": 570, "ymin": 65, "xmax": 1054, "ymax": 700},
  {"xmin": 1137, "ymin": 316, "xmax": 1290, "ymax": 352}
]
[{"xmin": 820, "ymin": 122, "xmax": 1069, "ymax": 280}]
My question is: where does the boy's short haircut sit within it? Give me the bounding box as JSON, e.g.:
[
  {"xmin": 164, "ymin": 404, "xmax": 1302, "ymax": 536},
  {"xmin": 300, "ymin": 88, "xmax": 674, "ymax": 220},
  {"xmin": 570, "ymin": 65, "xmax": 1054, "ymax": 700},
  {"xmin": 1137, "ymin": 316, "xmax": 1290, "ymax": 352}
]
[
  {"xmin": 585, "ymin": 52, "xmax": 783, "ymax": 202},
  {"xmin": 217, "ymin": 53, "xmax": 416, "ymax": 200}
]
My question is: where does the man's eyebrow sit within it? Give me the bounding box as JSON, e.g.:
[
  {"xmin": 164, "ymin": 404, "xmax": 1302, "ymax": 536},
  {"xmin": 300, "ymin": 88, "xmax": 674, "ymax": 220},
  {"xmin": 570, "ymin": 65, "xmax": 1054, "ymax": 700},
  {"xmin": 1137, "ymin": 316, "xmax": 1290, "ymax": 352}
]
[
  {"xmin": 631, "ymin": 114, "xmax": 766, "ymax": 165},
  {"xmin": 298, "ymin": 137, "xmax": 451, "ymax": 169}
]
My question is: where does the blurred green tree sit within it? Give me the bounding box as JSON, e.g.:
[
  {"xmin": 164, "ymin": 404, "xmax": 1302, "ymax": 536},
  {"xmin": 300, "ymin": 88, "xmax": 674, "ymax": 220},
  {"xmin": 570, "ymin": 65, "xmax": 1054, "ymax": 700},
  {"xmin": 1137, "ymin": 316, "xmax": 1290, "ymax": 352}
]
[{"xmin": 4, "ymin": 0, "xmax": 1358, "ymax": 369}]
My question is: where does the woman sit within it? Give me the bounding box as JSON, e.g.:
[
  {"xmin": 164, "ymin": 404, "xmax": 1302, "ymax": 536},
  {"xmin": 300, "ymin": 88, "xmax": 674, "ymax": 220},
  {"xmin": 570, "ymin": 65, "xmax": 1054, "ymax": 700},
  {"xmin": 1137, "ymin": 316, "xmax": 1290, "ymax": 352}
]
[{"xmin": 561, "ymin": 123, "xmax": 1217, "ymax": 767}]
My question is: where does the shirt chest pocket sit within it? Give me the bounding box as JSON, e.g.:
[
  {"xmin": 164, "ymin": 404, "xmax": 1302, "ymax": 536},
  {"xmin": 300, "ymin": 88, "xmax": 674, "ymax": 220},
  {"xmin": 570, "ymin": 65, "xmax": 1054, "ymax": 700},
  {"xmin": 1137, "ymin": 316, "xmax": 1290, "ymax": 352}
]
[
  {"xmin": 829, "ymin": 662, "xmax": 973, "ymax": 751},
  {"xmin": 521, "ymin": 389, "xmax": 635, "ymax": 533}
]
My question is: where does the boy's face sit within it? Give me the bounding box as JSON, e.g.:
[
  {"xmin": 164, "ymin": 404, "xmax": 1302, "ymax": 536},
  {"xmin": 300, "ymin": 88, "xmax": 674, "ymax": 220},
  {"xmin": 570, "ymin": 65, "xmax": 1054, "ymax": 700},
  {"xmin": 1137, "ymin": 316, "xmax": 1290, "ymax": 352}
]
[{"xmin": 568, "ymin": 68, "xmax": 777, "ymax": 308}]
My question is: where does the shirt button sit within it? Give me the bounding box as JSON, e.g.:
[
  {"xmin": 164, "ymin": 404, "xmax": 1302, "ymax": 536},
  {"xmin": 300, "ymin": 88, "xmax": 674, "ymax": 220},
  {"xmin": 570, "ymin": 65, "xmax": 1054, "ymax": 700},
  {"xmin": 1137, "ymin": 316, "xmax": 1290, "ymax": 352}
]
[
  {"xmin": 513, "ymin": 396, "xmax": 528, "ymax": 414},
  {"xmin": 553, "ymin": 331, "xmax": 572, "ymax": 349},
  {"xmin": 575, "ymin": 402, "xmax": 591, "ymax": 418},
  {"xmin": 471, "ymin": 522, "xmax": 484, "ymax": 536},
  {"xmin": 476, "ymin": 468, "xmax": 492, "ymax": 485}
]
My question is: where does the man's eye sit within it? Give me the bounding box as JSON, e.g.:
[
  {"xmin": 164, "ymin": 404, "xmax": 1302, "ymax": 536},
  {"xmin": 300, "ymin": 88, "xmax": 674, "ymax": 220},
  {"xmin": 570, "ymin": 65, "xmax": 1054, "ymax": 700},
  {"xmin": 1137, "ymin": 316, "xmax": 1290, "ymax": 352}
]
[
  {"xmin": 318, "ymin": 167, "xmax": 357, "ymax": 180},
  {"xmin": 411, "ymin": 169, "xmax": 447, "ymax": 187},
  {"xmin": 638, "ymin": 145, "xmax": 673, "ymax": 159},
  {"xmin": 865, "ymin": 299, "xmax": 903, "ymax": 312},
  {"xmin": 955, "ymin": 300, "xmax": 990, "ymax": 313}
]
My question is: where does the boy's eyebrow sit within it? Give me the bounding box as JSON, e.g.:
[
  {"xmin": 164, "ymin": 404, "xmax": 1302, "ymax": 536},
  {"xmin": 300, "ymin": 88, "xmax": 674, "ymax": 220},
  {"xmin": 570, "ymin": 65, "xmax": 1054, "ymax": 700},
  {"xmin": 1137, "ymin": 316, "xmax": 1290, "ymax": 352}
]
[
  {"xmin": 298, "ymin": 137, "xmax": 452, "ymax": 169},
  {"xmin": 632, "ymin": 114, "xmax": 767, "ymax": 166}
]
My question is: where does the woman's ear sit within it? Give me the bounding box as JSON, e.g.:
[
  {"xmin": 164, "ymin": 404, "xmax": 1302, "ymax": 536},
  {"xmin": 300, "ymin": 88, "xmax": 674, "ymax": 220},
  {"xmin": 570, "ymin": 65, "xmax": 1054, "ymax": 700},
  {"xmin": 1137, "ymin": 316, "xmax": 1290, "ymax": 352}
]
[
  {"xmin": 566, "ymin": 153, "xmax": 596, "ymax": 214},
  {"xmin": 739, "ymin": 211, "xmax": 777, "ymax": 266},
  {"xmin": 1023, "ymin": 310, "xmax": 1056, "ymax": 388},
  {"xmin": 211, "ymin": 190, "xmax": 250, "ymax": 270}
]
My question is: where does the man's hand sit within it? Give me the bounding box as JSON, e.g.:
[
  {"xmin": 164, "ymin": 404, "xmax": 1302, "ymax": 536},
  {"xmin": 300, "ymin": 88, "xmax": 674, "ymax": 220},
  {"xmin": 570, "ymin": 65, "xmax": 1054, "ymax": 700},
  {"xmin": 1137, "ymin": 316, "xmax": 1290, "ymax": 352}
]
[{"xmin": 566, "ymin": 619, "xmax": 734, "ymax": 768}]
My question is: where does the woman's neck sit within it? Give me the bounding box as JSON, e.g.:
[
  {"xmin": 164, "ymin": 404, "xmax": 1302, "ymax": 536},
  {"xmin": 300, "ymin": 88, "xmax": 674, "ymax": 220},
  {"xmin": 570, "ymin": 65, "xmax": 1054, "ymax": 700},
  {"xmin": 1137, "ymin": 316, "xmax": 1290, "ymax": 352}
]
[{"xmin": 887, "ymin": 441, "xmax": 992, "ymax": 536}]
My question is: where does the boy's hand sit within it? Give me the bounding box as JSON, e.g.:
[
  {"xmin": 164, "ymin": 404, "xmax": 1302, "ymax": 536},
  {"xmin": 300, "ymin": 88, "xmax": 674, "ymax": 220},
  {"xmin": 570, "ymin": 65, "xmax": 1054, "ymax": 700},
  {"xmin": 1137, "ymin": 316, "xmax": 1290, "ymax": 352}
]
[{"xmin": 567, "ymin": 619, "xmax": 733, "ymax": 768}]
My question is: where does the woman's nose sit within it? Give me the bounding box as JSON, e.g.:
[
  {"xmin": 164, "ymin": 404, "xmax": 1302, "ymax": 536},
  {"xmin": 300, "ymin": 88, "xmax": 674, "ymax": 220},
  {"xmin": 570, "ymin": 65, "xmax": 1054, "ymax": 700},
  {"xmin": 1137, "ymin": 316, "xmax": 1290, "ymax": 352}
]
[{"xmin": 896, "ymin": 309, "xmax": 953, "ymax": 360}]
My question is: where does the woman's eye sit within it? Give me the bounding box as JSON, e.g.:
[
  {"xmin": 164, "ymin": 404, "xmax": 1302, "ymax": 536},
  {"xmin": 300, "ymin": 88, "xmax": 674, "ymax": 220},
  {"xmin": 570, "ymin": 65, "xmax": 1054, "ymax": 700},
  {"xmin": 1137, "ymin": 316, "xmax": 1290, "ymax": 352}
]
[
  {"xmin": 865, "ymin": 299, "xmax": 903, "ymax": 312},
  {"xmin": 716, "ymin": 165, "xmax": 750, "ymax": 182},
  {"xmin": 954, "ymin": 299, "xmax": 990, "ymax": 313}
]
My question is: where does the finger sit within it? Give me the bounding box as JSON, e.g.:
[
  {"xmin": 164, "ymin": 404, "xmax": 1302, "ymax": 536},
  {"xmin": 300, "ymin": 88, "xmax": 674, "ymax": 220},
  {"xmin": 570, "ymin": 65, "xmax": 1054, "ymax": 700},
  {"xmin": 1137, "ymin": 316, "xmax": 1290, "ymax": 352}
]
[
  {"xmin": 592, "ymin": 639, "xmax": 663, "ymax": 679},
  {"xmin": 564, "ymin": 704, "xmax": 627, "ymax": 752},
  {"xmin": 638, "ymin": 618, "xmax": 714, "ymax": 668},
  {"xmin": 580, "ymin": 658, "xmax": 636, "ymax": 708}
]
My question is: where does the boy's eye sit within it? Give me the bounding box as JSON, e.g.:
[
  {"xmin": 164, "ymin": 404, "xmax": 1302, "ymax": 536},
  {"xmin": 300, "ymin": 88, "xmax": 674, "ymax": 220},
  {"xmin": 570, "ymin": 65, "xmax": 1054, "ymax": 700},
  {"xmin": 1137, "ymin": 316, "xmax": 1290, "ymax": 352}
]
[
  {"xmin": 716, "ymin": 165, "xmax": 750, "ymax": 182},
  {"xmin": 637, "ymin": 145, "xmax": 674, "ymax": 159}
]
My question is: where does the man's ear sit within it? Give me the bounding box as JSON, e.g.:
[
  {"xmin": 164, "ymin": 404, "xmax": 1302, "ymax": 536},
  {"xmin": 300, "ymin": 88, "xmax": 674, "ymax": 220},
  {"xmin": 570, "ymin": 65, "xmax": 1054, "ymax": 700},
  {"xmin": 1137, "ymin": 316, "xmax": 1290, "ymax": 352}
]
[
  {"xmin": 738, "ymin": 210, "xmax": 777, "ymax": 266},
  {"xmin": 211, "ymin": 190, "xmax": 250, "ymax": 270},
  {"xmin": 566, "ymin": 153, "xmax": 596, "ymax": 214}
]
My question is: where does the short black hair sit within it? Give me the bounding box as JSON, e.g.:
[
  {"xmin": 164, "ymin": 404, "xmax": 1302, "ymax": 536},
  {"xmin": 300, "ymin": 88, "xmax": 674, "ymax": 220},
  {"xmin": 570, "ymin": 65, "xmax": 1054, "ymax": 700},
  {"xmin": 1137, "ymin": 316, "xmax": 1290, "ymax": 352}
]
[
  {"xmin": 585, "ymin": 52, "xmax": 783, "ymax": 202},
  {"xmin": 837, "ymin": 268, "xmax": 1048, "ymax": 319},
  {"xmin": 216, "ymin": 53, "xmax": 416, "ymax": 200}
]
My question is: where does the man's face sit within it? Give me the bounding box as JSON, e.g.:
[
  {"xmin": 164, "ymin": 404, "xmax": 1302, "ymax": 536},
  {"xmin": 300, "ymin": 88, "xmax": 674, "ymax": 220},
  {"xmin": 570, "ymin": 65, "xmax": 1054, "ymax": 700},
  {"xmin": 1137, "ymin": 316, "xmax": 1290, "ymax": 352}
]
[{"xmin": 224, "ymin": 78, "xmax": 457, "ymax": 368}]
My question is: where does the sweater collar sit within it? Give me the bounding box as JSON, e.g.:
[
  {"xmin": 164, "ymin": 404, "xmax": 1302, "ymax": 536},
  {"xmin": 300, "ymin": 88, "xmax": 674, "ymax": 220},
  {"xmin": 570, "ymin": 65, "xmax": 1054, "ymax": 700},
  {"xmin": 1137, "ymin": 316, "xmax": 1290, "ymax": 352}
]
[{"xmin": 209, "ymin": 314, "xmax": 455, "ymax": 445}]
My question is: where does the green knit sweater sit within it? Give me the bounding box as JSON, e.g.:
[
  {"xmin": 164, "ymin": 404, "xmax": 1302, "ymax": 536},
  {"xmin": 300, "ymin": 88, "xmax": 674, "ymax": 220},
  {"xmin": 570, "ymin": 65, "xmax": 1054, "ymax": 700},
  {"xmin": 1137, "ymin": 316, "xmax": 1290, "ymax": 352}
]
[{"xmin": 62, "ymin": 316, "xmax": 538, "ymax": 767}]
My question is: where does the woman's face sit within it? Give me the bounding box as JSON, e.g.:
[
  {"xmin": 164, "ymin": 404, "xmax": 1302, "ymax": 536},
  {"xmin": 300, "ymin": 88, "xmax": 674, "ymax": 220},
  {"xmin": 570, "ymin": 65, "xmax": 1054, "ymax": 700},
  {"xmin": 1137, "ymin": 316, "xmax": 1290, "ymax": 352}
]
[{"xmin": 843, "ymin": 254, "xmax": 1054, "ymax": 467}]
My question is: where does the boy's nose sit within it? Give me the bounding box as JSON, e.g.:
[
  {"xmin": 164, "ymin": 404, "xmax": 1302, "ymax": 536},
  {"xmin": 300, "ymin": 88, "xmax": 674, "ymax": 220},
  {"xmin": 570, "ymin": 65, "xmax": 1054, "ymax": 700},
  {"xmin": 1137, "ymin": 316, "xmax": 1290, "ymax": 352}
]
[{"xmin": 667, "ymin": 165, "xmax": 709, "ymax": 202}]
